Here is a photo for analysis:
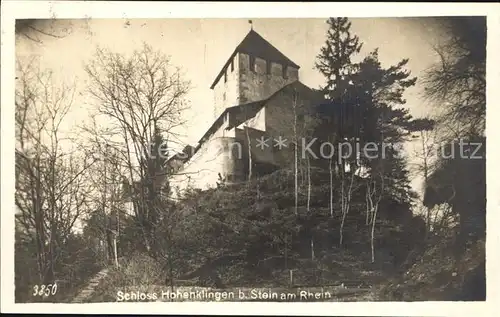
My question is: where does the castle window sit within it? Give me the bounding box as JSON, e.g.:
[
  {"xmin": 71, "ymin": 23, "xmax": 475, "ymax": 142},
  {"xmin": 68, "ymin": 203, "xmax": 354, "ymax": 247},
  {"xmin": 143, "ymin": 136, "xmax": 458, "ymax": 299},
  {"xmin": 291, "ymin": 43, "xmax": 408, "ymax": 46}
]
[
  {"xmin": 266, "ymin": 60, "xmax": 271, "ymax": 75},
  {"xmin": 224, "ymin": 69, "xmax": 227, "ymax": 83},
  {"xmin": 230, "ymin": 58, "xmax": 234, "ymax": 72},
  {"xmin": 282, "ymin": 64, "xmax": 288, "ymax": 79},
  {"xmin": 250, "ymin": 55, "xmax": 256, "ymax": 73}
]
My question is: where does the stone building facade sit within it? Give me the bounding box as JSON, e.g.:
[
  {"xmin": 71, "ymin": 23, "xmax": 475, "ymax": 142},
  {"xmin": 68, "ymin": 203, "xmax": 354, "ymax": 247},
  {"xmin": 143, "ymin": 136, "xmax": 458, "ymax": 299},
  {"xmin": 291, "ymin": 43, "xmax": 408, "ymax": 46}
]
[{"xmin": 168, "ymin": 29, "xmax": 324, "ymax": 198}]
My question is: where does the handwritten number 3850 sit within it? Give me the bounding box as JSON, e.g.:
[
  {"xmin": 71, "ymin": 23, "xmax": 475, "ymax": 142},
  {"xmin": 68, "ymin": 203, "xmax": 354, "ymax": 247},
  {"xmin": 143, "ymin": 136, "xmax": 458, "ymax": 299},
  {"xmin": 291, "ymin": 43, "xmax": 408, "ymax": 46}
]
[{"xmin": 33, "ymin": 284, "xmax": 57, "ymax": 297}]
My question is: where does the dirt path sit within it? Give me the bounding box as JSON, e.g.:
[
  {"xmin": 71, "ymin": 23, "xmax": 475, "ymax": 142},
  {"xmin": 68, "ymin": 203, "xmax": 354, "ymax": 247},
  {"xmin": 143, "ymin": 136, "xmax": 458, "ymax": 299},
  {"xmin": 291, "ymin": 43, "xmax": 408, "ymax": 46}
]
[{"xmin": 72, "ymin": 268, "xmax": 109, "ymax": 303}]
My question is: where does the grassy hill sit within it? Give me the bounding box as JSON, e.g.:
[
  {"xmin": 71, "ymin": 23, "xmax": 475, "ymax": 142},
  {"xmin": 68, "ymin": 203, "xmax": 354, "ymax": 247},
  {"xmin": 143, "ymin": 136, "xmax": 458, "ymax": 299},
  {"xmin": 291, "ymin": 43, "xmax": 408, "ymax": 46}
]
[{"xmin": 83, "ymin": 168, "xmax": 487, "ymax": 302}]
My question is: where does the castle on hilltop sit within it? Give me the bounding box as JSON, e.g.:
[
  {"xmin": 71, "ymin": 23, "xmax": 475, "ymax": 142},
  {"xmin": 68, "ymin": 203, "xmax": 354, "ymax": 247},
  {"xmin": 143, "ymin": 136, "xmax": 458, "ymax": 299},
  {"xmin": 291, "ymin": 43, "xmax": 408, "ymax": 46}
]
[{"xmin": 167, "ymin": 28, "xmax": 325, "ymax": 197}]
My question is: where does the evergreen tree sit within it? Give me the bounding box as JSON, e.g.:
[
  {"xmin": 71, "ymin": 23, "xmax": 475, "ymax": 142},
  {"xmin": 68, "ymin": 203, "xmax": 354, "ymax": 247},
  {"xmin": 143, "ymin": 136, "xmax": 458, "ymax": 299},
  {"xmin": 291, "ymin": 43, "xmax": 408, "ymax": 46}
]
[
  {"xmin": 351, "ymin": 50, "xmax": 418, "ymax": 204},
  {"xmin": 351, "ymin": 50, "xmax": 417, "ymax": 145},
  {"xmin": 314, "ymin": 17, "xmax": 363, "ymax": 226},
  {"xmin": 315, "ymin": 18, "xmax": 429, "ymax": 255},
  {"xmin": 315, "ymin": 17, "xmax": 363, "ymax": 102},
  {"xmin": 348, "ymin": 50, "xmax": 421, "ymax": 261},
  {"xmin": 315, "ymin": 17, "xmax": 363, "ymax": 147}
]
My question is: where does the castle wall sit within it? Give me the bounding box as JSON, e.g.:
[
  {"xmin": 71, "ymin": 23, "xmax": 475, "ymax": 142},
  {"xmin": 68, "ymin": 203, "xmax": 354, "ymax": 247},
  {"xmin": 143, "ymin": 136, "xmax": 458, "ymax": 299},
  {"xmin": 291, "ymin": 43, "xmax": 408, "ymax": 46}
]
[
  {"xmin": 235, "ymin": 127, "xmax": 275, "ymax": 168},
  {"xmin": 169, "ymin": 135, "xmax": 245, "ymax": 198},
  {"xmin": 213, "ymin": 54, "xmax": 240, "ymax": 119},
  {"xmin": 238, "ymin": 52, "xmax": 298, "ymax": 105},
  {"xmin": 263, "ymin": 85, "xmax": 321, "ymax": 168}
]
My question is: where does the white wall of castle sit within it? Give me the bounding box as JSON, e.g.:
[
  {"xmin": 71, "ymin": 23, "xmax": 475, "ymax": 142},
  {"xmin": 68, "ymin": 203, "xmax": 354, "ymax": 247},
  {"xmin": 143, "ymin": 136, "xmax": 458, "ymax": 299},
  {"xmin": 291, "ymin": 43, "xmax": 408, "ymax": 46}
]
[
  {"xmin": 213, "ymin": 54, "xmax": 240, "ymax": 119},
  {"xmin": 169, "ymin": 115, "xmax": 245, "ymax": 198}
]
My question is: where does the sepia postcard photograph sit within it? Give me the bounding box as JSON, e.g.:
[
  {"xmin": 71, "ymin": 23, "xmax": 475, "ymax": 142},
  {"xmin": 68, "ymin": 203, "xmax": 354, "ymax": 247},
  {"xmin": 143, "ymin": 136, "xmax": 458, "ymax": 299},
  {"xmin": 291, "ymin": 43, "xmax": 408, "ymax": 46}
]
[{"xmin": 1, "ymin": 1, "xmax": 499, "ymax": 316}]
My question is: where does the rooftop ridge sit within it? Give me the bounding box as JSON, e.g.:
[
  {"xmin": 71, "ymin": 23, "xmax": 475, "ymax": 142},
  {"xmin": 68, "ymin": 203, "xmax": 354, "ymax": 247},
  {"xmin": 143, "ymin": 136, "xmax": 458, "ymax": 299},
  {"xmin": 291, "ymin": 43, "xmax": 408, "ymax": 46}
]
[{"xmin": 210, "ymin": 29, "xmax": 300, "ymax": 89}]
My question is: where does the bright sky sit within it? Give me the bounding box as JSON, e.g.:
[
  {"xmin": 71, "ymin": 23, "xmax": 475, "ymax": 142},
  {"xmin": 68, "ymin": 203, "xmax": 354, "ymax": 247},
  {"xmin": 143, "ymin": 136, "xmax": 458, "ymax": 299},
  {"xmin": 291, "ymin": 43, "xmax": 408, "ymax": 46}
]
[{"xmin": 16, "ymin": 17, "xmax": 448, "ymax": 198}]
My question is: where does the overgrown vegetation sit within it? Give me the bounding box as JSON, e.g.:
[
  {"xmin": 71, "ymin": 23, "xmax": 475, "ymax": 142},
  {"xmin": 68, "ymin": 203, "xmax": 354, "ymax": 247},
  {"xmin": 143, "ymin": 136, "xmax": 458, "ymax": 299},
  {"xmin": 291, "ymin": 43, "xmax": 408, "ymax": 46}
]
[
  {"xmin": 377, "ymin": 16, "xmax": 487, "ymax": 301},
  {"xmin": 14, "ymin": 17, "xmax": 486, "ymax": 302}
]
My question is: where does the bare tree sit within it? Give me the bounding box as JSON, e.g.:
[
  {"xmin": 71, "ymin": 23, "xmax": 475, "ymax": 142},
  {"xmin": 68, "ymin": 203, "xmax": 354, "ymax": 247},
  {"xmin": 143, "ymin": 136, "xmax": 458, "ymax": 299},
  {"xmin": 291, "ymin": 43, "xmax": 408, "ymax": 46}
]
[
  {"xmin": 245, "ymin": 126, "xmax": 253, "ymax": 181},
  {"xmin": 292, "ymin": 90, "xmax": 299, "ymax": 216},
  {"xmin": 366, "ymin": 119, "xmax": 386, "ymax": 263},
  {"xmin": 15, "ymin": 59, "xmax": 96, "ymax": 285},
  {"xmin": 408, "ymin": 118, "xmax": 437, "ymax": 236},
  {"xmin": 366, "ymin": 168, "xmax": 384, "ymax": 263},
  {"xmin": 84, "ymin": 43, "xmax": 190, "ymax": 253},
  {"xmin": 329, "ymin": 145, "xmax": 335, "ymax": 218},
  {"xmin": 339, "ymin": 154, "xmax": 356, "ymax": 246},
  {"xmin": 81, "ymin": 131, "xmax": 126, "ymax": 267},
  {"xmin": 422, "ymin": 18, "xmax": 486, "ymax": 139}
]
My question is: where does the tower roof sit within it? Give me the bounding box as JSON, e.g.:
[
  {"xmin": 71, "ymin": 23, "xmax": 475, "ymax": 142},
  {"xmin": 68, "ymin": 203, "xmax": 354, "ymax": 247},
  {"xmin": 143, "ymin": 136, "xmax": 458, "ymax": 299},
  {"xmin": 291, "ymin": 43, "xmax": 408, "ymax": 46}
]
[{"xmin": 210, "ymin": 29, "xmax": 300, "ymax": 89}]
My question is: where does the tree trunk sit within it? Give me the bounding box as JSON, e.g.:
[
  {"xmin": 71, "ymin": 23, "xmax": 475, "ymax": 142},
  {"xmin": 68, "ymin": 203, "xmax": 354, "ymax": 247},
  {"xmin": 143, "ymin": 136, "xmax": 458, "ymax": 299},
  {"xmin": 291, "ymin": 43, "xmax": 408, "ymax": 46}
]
[
  {"xmin": 307, "ymin": 155, "xmax": 311, "ymax": 212},
  {"xmin": 421, "ymin": 130, "xmax": 431, "ymax": 238},
  {"xmin": 371, "ymin": 173, "xmax": 385, "ymax": 263},
  {"xmin": 365, "ymin": 183, "xmax": 371, "ymax": 225},
  {"xmin": 284, "ymin": 234, "xmax": 288, "ymax": 270},
  {"xmin": 113, "ymin": 236, "xmax": 119, "ymax": 267},
  {"xmin": 329, "ymin": 157, "xmax": 334, "ymax": 218},
  {"xmin": 33, "ymin": 153, "xmax": 47, "ymax": 283},
  {"xmin": 310, "ymin": 236, "xmax": 315, "ymax": 260},
  {"xmin": 340, "ymin": 161, "xmax": 355, "ymax": 246},
  {"xmin": 290, "ymin": 89, "xmax": 299, "ymax": 215},
  {"xmin": 371, "ymin": 204, "xmax": 378, "ymax": 263},
  {"xmin": 106, "ymin": 229, "xmax": 114, "ymax": 263},
  {"xmin": 245, "ymin": 126, "xmax": 252, "ymax": 181}
]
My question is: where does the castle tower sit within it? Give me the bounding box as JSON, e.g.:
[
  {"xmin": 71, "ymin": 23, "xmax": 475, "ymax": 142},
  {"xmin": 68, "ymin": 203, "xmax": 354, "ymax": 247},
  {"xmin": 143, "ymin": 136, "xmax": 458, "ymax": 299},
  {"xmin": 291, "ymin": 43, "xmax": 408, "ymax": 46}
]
[{"xmin": 210, "ymin": 28, "xmax": 300, "ymax": 119}]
